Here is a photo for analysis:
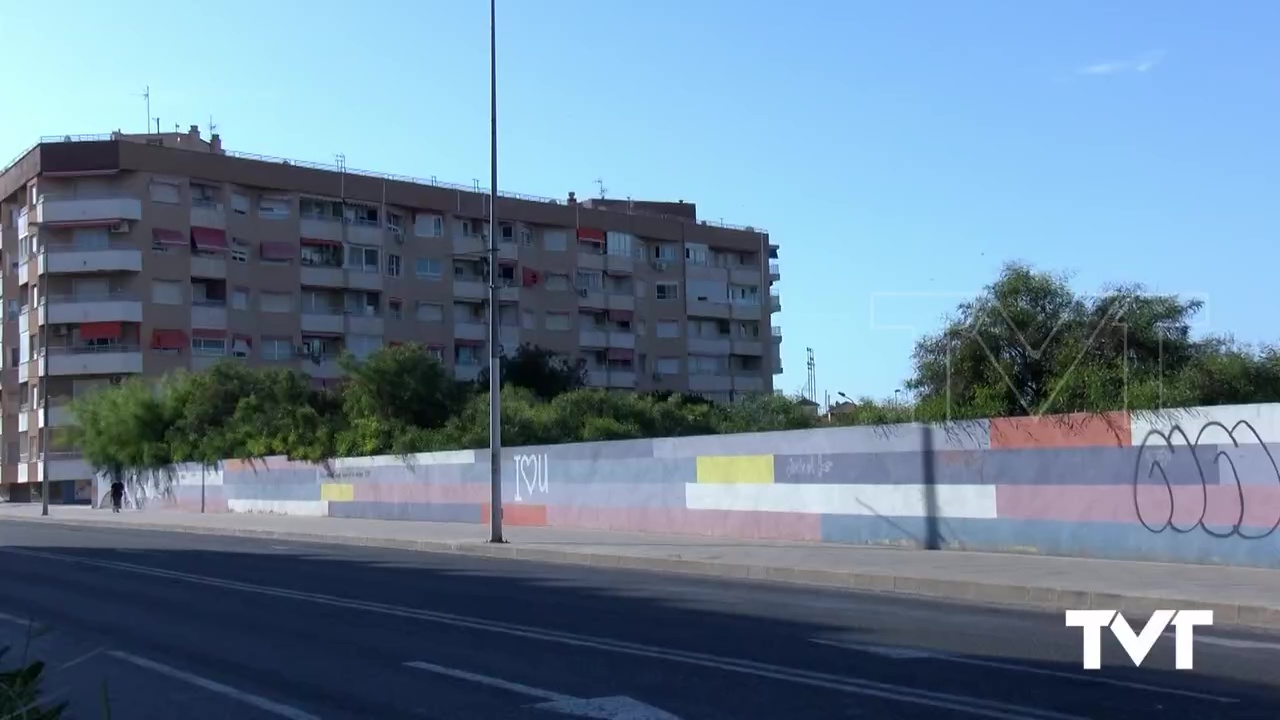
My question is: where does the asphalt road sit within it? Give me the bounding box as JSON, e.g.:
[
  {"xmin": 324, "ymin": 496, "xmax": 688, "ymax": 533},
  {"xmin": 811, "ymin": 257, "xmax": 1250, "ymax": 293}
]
[{"xmin": 0, "ymin": 522, "xmax": 1276, "ymax": 720}]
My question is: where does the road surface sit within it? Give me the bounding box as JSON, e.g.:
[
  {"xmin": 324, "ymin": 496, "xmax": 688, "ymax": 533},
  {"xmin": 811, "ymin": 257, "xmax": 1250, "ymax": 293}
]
[{"xmin": 0, "ymin": 521, "xmax": 1275, "ymax": 719}]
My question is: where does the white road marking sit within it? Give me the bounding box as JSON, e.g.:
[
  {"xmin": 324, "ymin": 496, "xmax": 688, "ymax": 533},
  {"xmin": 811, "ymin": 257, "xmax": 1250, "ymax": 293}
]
[
  {"xmin": 0, "ymin": 610, "xmax": 35, "ymax": 626},
  {"xmin": 4, "ymin": 548, "xmax": 1091, "ymax": 720},
  {"xmin": 405, "ymin": 661, "xmax": 683, "ymax": 719},
  {"xmin": 1165, "ymin": 631, "xmax": 1280, "ymax": 652},
  {"xmin": 811, "ymin": 638, "xmax": 1237, "ymax": 703},
  {"xmin": 108, "ymin": 651, "xmax": 321, "ymax": 720}
]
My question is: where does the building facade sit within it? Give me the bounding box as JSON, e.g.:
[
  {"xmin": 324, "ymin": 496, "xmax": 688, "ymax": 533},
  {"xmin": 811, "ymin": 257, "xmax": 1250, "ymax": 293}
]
[{"xmin": 0, "ymin": 128, "xmax": 782, "ymax": 503}]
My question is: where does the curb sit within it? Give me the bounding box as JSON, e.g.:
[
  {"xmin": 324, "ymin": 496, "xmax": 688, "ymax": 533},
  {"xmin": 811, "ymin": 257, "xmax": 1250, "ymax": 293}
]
[{"xmin": 9, "ymin": 515, "xmax": 1280, "ymax": 631}]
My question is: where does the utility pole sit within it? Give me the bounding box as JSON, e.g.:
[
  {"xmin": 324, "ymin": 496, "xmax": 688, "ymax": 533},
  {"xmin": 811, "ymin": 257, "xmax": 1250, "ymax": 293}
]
[
  {"xmin": 487, "ymin": 0, "xmax": 505, "ymax": 543},
  {"xmin": 40, "ymin": 247, "xmax": 49, "ymax": 517},
  {"xmin": 142, "ymin": 86, "xmax": 150, "ymax": 133}
]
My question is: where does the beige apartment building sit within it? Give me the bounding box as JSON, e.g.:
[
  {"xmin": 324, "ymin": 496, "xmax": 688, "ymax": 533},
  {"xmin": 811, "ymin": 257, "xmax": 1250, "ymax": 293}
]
[{"xmin": 0, "ymin": 127, "xmax": 782, "ymax": 503}]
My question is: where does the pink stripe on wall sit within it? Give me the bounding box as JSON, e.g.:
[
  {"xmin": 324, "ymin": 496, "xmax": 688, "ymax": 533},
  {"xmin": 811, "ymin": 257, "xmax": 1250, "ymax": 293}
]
[
  {"xmin": 546, "ymin": 506, "xmax": 823, "ymax": 541},
  {"xmin": 353, "ymin": 482, "xmax": 488, "ymax": 504},
  {"xmin": 989, "ymin": 412, "xmax": 1131, "ymax": 449},
  {"xmin": 996, "ymin": 484, "xmax": 1280, "ymax": 528}
]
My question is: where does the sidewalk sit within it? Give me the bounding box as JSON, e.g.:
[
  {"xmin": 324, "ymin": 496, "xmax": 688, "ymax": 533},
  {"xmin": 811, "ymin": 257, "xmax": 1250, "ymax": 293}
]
[{"xmin": 4, "ymin": 504, "xmax": 1280, "ymax": 630}]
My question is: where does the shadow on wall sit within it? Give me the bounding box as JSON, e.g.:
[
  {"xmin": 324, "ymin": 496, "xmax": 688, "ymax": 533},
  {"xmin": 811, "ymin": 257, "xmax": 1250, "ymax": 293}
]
[{"xmin": 97, "ymin": 403, "xmax": 1280, "ymax": 568}]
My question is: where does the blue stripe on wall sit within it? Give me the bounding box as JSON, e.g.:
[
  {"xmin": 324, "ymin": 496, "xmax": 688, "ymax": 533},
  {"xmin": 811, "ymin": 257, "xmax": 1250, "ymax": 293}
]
[{"xmin": 819, "ymin": 514, "xmax": 1280, "ymax": 568}]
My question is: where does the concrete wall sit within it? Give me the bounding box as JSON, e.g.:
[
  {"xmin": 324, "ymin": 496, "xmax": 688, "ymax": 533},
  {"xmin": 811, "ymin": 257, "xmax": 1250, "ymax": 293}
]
[{"xmin": 97, "ymin": 403, "xmax": 1280, "ymax": 568}]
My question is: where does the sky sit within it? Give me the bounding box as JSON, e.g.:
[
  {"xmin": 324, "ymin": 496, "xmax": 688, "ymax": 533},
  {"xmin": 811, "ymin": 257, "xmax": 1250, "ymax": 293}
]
[{"xmin": 3, "ymin": 1, "xmax": 1278, "ymax": 402}]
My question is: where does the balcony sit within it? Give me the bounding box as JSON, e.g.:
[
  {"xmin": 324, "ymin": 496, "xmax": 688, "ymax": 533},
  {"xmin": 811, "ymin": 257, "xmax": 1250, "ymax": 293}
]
[
  {"xmin": 607, "ymin": 332, "xmax": 636, "ymax": 350},
  {"xmin": 731, "ymin": 267, "xmax": 761, "ymax": 286},
  {"xmin": 734, "ymin": 375, "xmax": 766, "ymax": 393},
  {"xmin": 455, "ymin": 322, "xmax": 487, "ymax": 342},
  {"xmin": 300, "ymin": 263, "xmax": 344, "ymax": 288},
  {"xmin": 579, "ymin": 290, "xmax": 606, "ymax": 309},
  {"xmin": 345, "ymin": 313, "xmax": 384, "ymax": 336},
  {"xmin": 578, "ymin": 252, "xmax": 606, "ymax": 271},
  {"xmin": 38, "ymin": 241, "xmax": 143, "ymax": 275},
  {"xmin": 497, "ymin": 242, "xmax": 519, "ymax": 261},
  {"xmin": 686, "ymin": 299, "xmax": 730, "ymax": 319},
  {"xmin": 578, "ymin": 329, "xmax": 608, "ymax": 347},
  {"xmin": 769, "ymin": 262, "xmax": 780, "ymax": 283},
  {"xmin": 302, "ymin": 358, "xmax": 343, "ymax": 380},
  {"xmin": 191, "ymin": 254, "xmax": 227, "ymax": 279},
  {"xmin": 190, "ymin": 200, "xmax": 226, "ymax": 230},
  {"xmin": 454, "ymin": 278, "xmax": 487, "ymax": 300},
  {"xmin": 40, "ymin": 403, "xmax": 75, "ymax": 428},
  {"xmin": 40, "ymin": 293, "xmax": 143, "ymax": 325},
  {"xmin": 452, "ymin": 235, "xmax": 486, "ymax": 255},
  {"xmin": 605, "ymin": 293, "xmax": 635, "ymax": 311},
  {"xmin": 34, "ymin": 194, "xmax": 142, "ymax": 228},
  {"xmin": 735, "ymin": 339, "xmax": 764, "ymax": 356},
  {"xmin": 688, "ymin": 337, "xmax": 731, "ymax": 355},
  {"xmin": 687, "ymin": 263, "xmax": 722, "ymax": 281},
  {"xmin": 455, "ymin": 363, "xmax": 483, "ymax": 382},
  {"xmin": 499, "ymin": 326, "xmax": 520, "ymax": 350},
  {"xmin": 300, "ymin": 215, "xmax": 344, "ymax": 242},
  {"xmin": 346, "ymin": 219, "xmax": 383, "ymax": 246},
  {"xmin": 731, "ymin": 302, "xmax": 762, "ymax": 320},
  {"xmin": 191, "ymin": 302, "xmax": 228, "ymax": 330},
  {"xmin": 346, "ymin": 268, "xmax": 383, "ymax": 291},
  {"xmin": 301, "ymin": 309, "xmax": 344, "ymax": 334},
  {"xmin": 43, "ymin": 453, "xmax": 93, "ymax": 482},
  {"xmin": 770, "ymin": 291, "xmax": 781, "ymax": 313},
  {"xmin": 42, "ymin": 345, "xmax": 144, "ymax": 376},
  {"xmin": 17, "ymin": 259, "xmax": 29, "ymax": 284},
  {"xmin": 689, "ymin": 374, "xmax": 733, "ymax": 393},
  {"xmin": 604, "ymin": 254, "xmax": 634, "ymax": 275}
]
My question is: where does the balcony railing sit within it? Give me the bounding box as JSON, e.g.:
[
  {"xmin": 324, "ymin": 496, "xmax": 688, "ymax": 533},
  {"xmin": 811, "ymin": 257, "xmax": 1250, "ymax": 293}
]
[
  {"xmin": 42, "ymin": 291, "xmax": 140, "ymax": 305},
  {"xmin": 192, "ymin": 299, "xmax": 227, "ymax": 308},
  {"xmin": 42, "ymin": 239, "xmax": 137, "ymax": 253},
  {"xmin": 43, "ymin": 343, "xmax": 142, "ymax": 356}
]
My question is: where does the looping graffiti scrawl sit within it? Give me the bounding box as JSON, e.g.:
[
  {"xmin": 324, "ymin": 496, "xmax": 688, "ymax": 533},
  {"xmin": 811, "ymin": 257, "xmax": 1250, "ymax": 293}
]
[
  {"xmin": 1133, "ymin": 419, "xmax": 1280, "ymax": 539},
  {"xmin": 513, "ymin": 453, "xmax": 550, "ymax": 502}
]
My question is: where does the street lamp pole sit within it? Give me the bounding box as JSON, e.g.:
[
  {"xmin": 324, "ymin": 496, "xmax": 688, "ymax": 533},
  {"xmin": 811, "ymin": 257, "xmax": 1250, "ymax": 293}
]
[{"xmin": 486, "ymin": 0, "xmax": 505, "ymax": 544}]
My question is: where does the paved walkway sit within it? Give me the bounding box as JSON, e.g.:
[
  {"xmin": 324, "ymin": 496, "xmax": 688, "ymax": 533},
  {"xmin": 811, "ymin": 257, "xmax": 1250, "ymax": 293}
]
[{"xmin": 4, "ymin": 504, "xmax": 1280, "ymax": 630}]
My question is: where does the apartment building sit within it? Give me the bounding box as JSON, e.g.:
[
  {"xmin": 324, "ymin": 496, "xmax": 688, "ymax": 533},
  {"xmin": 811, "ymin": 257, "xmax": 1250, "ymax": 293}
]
[{"xmin": 0, "ymin": 127, "xmax": 782, "ymax": 503}]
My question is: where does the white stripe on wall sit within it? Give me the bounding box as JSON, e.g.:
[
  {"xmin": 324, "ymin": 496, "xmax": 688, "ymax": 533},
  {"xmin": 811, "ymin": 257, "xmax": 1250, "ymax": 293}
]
[
  {"xmin": 332, "ymin": 450, "xmax": 478, "ymax": 469},
  {"xmin": 684, "ymin": 483, "xmax": 998, "ymax": 519},
  {"xmin": 1130, "ymin": 404, "xmax": 1280, "ymax": 446}
]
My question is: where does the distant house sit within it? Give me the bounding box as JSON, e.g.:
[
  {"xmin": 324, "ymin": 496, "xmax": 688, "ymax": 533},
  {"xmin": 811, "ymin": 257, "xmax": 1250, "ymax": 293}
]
[
  {"xmin": 796, "ymin": 397, "xmax": 821, "ymax": 416},
  {"xmin": 829, "ymin": 401, "xmax": 858, "ymax": 416}
]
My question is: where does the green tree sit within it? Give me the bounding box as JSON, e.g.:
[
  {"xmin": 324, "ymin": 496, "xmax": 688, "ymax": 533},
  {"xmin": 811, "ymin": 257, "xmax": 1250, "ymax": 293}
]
[
  {"xmin": 337, "ymin": 344, "xmax": 465, "ymax": 455},
  {"xmin": 69, "ymin": 379, "xmax": 173, "ymax": 486},
  {"xmin": 716, "ymin": 393, "xmax": 819, "ymax": 434},
  {"xmin": 477, "ymin": 343, "xmax": 586, "ymax": 400}
]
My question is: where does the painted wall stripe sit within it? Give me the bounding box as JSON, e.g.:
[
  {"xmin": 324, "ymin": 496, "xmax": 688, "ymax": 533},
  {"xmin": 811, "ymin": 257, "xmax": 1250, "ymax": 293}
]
[
  {"xmin": 319, "ymin": 483, "xmax": 354, "ymax": 502},
  {"xmin": 685, "ymin": 483, "xmax": 999, "ymax": 519},
  {"xmin": 696, "ymin": 455, "xmax": 774, "ymax": 484}
]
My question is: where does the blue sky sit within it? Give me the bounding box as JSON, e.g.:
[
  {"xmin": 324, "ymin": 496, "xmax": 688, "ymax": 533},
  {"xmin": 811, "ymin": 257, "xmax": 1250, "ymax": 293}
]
[{"xmin": 4, "ymin": 1, "xmax": 1277, "ymax": 402}]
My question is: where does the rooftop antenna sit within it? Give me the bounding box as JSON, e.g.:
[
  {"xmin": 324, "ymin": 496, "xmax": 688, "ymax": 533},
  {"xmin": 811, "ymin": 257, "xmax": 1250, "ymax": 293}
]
[
  {"xmin": 208, "ymin": 115, "xmax": 218, "ymax": 137},
  {"xmin": 594, "ymin": 177, "xmax": 608, "ymax": 199},
  {"xmin": 135, "ymin": 86, "xmax": 151, "ymax": 133}
]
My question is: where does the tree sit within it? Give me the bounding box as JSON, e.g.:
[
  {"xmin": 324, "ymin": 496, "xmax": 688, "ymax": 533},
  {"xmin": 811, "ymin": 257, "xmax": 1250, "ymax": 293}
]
[
  {"xmin": 906, "ymin": 262, "xmax": 1279, "ymax": 418},
  {"xmin": 477, "ymin": 343, "xmax": 586, "ymax": 400},
  {"xmin": 69, "ymin": 379, "xmax": 173, "ymax": 487},
  {"xmin": 717, "ymin": 393, "xmax": 819, "ymax": 434},
  {"xmin": 337, "ymin": 344, "xmax": 465, "ymax": 455}
]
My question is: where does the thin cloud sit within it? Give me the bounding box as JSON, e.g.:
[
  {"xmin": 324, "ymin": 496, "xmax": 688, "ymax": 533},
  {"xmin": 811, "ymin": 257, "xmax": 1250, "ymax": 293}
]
[{"xmin": 1077, "ymin": 51, "xmax": 1165, "ymax": 76}]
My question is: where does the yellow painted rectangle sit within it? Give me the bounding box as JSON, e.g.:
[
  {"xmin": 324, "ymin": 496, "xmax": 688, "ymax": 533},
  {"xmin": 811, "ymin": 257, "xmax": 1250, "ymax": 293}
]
[
  {"xmin": 696, "ymin": 455, "xmax": 774, "ymax": 484},
  {"xmin": 320, "ymin": 483, "xmax": 355, "ymax": 502}
]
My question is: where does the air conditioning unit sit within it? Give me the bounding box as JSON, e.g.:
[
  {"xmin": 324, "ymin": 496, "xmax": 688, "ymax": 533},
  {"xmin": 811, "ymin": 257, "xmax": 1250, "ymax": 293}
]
[
  {"xmin": 577, "ymin": 288, "xmax": 589, "ymax": 297},
  {"xmin": 109, "ymin": 221, "xmax": 130, "ymax": 234},
  {"xmin": 109, "ymin": 375, "xmax": 125, "ymax": 385}
]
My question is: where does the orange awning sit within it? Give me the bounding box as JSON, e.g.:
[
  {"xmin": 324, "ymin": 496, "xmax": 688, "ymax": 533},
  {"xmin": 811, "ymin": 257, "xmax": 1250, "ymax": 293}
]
[
  {"xmin": 191, "ymin": 227, "xmax": 228, "ymax": 251},
  {"xmin": 79, "ymin": 322, "xmax": 122, "ymax": 341}
]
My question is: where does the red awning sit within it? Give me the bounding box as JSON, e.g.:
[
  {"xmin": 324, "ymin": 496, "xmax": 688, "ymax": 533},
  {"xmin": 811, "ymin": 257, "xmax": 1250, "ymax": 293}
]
[
  {"xmin": 151, "ymin": 329, "xmax": 188, "ymax": 350},
  {"xmin": 260, "ymin": 241, "xmax": 295, "ymax": 261},
  {"xmin": 608, "ymin": 310, "xmax": 633, "ymax": 322},
  {"xmin": 607, "ymin": 348, "xmax": 634, "ymax": 361},
  {"xmin": 152, "ymin": 228, "xmax": 186, "ymax": 246},
  {"xmin": 303, "ymin": 331, "xmax": 342, "ymax": 339},
  {"xmin": 604, "ymin": 269, "xmax": 632, "ymax": 277},
  {"xmin": 79, "ymin": 322, "xmax": 122, "ymax": 341},
  {"xmin": 455, "ymin": 339, "xmax": 485, "ymax": 348},
  {"xmin": 191, "ymin": 328, "xmax": 226, "ymax": 339},
  {"xmin": 191, "ymin": 227, "xmax": 229, "ymax": 251},
  {"xmin": 300, "ymin": 237, "xmax": 342, "ymax": 248},
  {"xmin": 521, "ymin": 267, "xmax": 541, "ymax": 287},
  {"xmin": 577, "ymin": 227, "xmax": 605, "ymax": 242}
]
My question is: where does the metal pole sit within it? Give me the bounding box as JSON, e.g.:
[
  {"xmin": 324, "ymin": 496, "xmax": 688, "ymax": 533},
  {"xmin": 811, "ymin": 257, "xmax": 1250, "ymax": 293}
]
[
  {"xmin": 487, "ymin": 0, "xmax": 504, "ymax": 544},
  {"xmin": 200, "ymin": 465, "xmax": 206, "ymax": 514}
]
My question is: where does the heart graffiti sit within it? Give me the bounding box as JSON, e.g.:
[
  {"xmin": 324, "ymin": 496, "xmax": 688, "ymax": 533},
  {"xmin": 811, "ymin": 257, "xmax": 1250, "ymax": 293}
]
[{"xmin": 513, "ymin": 453, "xmax": 550, "ymax": 502}]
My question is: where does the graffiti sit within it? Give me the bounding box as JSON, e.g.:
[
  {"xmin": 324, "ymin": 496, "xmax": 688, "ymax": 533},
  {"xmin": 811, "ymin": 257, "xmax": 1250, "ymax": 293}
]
[
  {"xmin": 513, "ymin": 453, "xmax": 550, "ymax": 502},
  {"xmin": 1133, "ymin": 419, "xmax": 1280, "ymax": 539},
  {"xmin": 785, "ymin": 454, "xmax": 834, "ymax": 480},
  {"xmin": 330, "ymin": 468, "xmax": 371, "ymax": 481}
]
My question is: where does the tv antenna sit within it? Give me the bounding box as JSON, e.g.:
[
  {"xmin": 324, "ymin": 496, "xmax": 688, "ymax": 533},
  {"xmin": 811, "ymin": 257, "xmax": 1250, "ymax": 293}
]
[
  {"xmin": 594, "ymin": 178, "xmax": 608, "ymax": 199},
  {"xmin": 208, "ymin": 115, "xmax": 218, "ymax": 137},
  {"xmin": 135, "ymin": 86, "xmax": 151, "ymax": 133}
]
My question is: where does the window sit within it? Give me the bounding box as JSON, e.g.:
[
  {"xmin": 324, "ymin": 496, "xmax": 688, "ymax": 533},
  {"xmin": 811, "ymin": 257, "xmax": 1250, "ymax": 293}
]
[
  {"xmin": 346, "ymin": 244, "xmax": 379, "ymax": 272},
  {"xmin": 231, "ymin": 287, "xmax": 249, "ymax": 310},
  {"xmin": 150, "ymin": 280, "xmax": 183, "ymax": 305},
  {"xmin": 260, "ymin": 292, "xmax": 292, "ymax": 313},
  {"xmin": 262, "ymin": 337, "xmax": 291, "ymax": 361},
  {"xmin": 345, "ymin": 291, "xmax": 379, "ymax": 316},
  {"xmin": 414, "ymin": 212, "xmax": 444, "ymax": 237},
  {"xmin": 521, "ymin": 310, "xmax": 535, "ymax": 330},
  {"xmin": 231, "ymin": 193, "xmax": 250, "ymax": 215},
  {"xmin": 544, "ymin": 312, "xmax": 571, "ymax": 331},
  {"xmin": 389, "ymin": 299, "xmax": 403, "ymax": 320},
  {"xmin": 386, "ymin": 253, "xmax": 401, "ymax": 277},
  {"xmin": 231, "ymin": 337, "xmax": 251, "ymax": 358},
  {"xmin": 191, "ymin": 337, "xmax": 227, "ymax": 357},
  {"xmin": 9, "ymin": 348, "xmax": 18, "ymax": 368},
  {"xmin": 230, "ymin": 246, "xmax": 248, "ymax": 263},
  {"xmin": 545, "ymin": 274, "xmax": 570, "ymax": 292},
  {"xmin": 460, "ymin": 219, "xmax": 485, "ymax": 237},
  {"xmin": 689, "ymin": 355, "xmax": 728, "ymax": 375},
  {"xmin": 656, "ymin": 320, "xmax": 680, "ymax": 338},
  {"xmin": 730, "ymin": 284, "xmax": 760, "ymax": 305},
  {"xmin": 575, "ymin": 271, "xmax": 602, "ymax": 290},
  {"xmin": 543, "ymin": 229, "xmax": 568, "ymax": 252},
  {"xmin": 259, "ymin": 197, "xmax": 291, "ymax": 218},
  {"xmin": 347, "ymin": 334, "xmax": 383, "ymax": 361},
  {"xmin": 606, "ymin": 232, "xmax": 633, "ymax": 258},
  {"xmin": 72, "ymin": 227, "xmax": 109, "ymax": 250},
  {"xmin": 656, "ymin": 282, "xmax": 680, "ymax": 300},
  {"xmin": 456, "ymin": 346, "xmax": 481, "ymax": 365},
  {"xmin": 415, "ymin": 302, "xmax": 444, "ymax": 322},
  {"xmin": 685, "ymin": 245, "xmax": 709, "ymax": 265},
  {"xmin": 415, "ymin": 258, "xmax": 442, "ymax": 278},
  {"xmin": 656, "ymin": 357, "xmax": 681, "ymax": 375},
  {"xmin": 426, "ymin": 346, "xmax": 444, "ymax": 362},
  {"xmin": 636, "ymin": 320, "xmax": 647, "ymax": 336},
  {"xmin": 652, "ymin": 244, "xmax": 678, "ymax": 261},
  {"xmin": 499, "ymin": 223, "xmax": 515, "ymax": 243},
  {"xmin": 149, "ymin": 181, "xmax": 181, "ymax": 204},
  {"xmin": 520, "ymin": 227, "xmax": 533, "ymax": 246}
]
